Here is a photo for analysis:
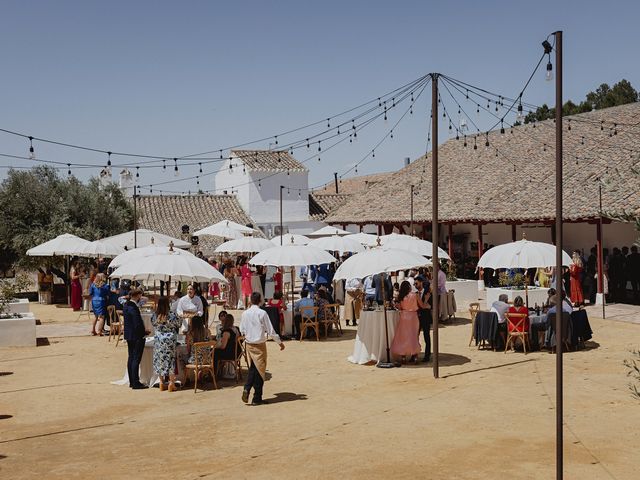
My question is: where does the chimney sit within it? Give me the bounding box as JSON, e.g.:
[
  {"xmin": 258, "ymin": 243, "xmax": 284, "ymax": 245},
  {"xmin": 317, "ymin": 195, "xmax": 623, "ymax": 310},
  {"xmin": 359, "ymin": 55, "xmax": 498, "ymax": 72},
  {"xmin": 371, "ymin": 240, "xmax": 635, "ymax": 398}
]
[
  {"xmin": 404, "ymin": 157, "xmax": 411, "ymax": 167},
  {"xmin": 334, "ymin": 172, "xmax": 339, "ymax": 194}
]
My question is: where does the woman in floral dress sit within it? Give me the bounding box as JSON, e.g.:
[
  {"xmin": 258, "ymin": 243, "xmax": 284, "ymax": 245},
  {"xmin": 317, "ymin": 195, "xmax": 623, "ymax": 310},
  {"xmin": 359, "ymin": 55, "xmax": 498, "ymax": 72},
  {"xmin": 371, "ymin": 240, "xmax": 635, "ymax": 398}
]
[
  {"xmin": 224, "ymin": 259, "xmax": 238, "ymax": 309},
  {"xmin": 151, "ymin": 297, "xmax": 182, "ymax": 392}
]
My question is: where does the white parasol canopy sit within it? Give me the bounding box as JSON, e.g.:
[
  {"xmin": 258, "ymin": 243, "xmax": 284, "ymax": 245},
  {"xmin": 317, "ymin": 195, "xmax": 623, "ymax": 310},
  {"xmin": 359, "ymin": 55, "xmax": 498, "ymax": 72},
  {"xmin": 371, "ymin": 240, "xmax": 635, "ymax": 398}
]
[
  {"xmin": 26, "ymin": 233, "xmax": 92, "ymax": 257},
  {"xmin": 249, "ymin": 244, "xmax": 336, "ymax": 267},
  {"xmin": 308, "ymin": 235, "xmax": 365, "ymax": 254},
  {"xmin": 215, "ymin": 236, "xmax": 275, "ymax": 254},
  {"xmin": 100, "ymin": 229, "xmax": 190, "ymax": 249},
  {"xmin": 345, "ymin": 232, "xmax": 380, "ymax": 247},
  {"xmin": 270, "ymin": 234, "xmax": 310, "ymax": 246},
  {"xmin": 383, "ymin": 237, "xmax": 450, "ymax": 260},
  {"xmin": 378, "ymin": 233, "xmax": 414, "ymax": 244},
  {"xmin": 334, "ymin": 248, "xmax": 431, "ymax": 281},
  {"xmin": 108, "ymin": 244, "xmax": 196, "ymax": 269},
  {"xmin": 307, "ymin": 225, "xmax": 351, "ymax": 237},
  {"xmin": 194, "ymin": 220, "xmax": 254, "ymax": 239},
  {"xmin": 110, "ymin": 249, "xmax": 227, "ymax": 283},
  {"xmin": 73, "ymin": 240, "xmax": 125, "ymax": 258},
  {"xmin": 477, "ymin": 239, "xmax": 572, "ymax": 269}
]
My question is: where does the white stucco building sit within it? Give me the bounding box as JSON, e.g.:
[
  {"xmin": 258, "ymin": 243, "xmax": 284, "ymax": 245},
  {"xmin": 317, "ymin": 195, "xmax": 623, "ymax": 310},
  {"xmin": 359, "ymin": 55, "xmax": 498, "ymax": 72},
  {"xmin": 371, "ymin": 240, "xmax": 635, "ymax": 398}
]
[{"xmin": 213, "ymin": 149, "xmax": 324, "ymax": 236}]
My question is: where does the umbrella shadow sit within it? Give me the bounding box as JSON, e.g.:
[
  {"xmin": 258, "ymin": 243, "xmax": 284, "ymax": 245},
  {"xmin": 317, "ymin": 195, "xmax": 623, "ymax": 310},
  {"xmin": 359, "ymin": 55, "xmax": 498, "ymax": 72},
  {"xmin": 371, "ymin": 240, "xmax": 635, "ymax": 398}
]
[{"xmin": 438, "ymin": 316, "xmax": 471, "ymax": 327}]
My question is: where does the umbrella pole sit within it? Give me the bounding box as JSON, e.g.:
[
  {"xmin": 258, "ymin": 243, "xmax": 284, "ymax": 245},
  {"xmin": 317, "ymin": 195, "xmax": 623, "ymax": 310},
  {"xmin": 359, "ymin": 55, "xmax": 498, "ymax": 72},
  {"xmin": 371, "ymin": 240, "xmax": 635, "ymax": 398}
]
[
  {"xmin": 376, "ymin": 277, "xmax": 395, "ymax": 368},
  {"xmin": 525, "ymin": 281, "xmax": 529, "ymax": 309},
  {"xmin": 66, "ymin": 255, "xmax": 71, "ymax": 306}
]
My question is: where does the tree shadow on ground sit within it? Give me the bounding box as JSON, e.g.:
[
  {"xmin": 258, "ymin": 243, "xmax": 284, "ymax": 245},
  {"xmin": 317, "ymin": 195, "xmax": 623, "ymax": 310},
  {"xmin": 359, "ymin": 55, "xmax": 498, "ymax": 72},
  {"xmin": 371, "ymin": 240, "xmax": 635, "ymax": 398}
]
[
  {"xmin": 0, "ymin": 415, "xmax": 13, "ymax": 420},
  {"xmin": 265, "ymin": 392, "xmax": 308, "ymax": 404}
]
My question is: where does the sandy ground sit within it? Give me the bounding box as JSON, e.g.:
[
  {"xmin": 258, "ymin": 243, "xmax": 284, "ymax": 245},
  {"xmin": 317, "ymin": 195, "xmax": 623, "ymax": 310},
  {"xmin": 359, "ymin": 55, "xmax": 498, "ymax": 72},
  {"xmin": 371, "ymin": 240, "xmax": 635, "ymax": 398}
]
[{"xmin": 0, "ymin": 302, "xmax": 638, "ymax": 479}]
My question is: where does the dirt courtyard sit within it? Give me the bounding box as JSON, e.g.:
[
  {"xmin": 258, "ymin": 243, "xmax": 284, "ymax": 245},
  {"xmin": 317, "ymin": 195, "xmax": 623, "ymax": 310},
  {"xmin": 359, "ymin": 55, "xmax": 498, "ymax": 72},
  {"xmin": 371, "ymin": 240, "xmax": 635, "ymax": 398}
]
[{"xmin": 0, "ymin": 303, "xmax": 638, "ymax": 479}]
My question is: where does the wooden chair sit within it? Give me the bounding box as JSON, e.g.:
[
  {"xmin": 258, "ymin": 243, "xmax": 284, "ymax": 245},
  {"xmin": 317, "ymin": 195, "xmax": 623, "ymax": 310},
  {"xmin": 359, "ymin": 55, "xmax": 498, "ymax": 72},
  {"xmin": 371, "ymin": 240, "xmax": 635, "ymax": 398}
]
[
  {"xmin": 548, "ymin": 312, "xmax": 572, "ymax": 352},
  {"xmin": 468, "ymin": 302, "xmax": 480, "ymax": 347},
  {"xmin": 299, "ymin": 306, "xmax": 320, "ymax": 341},
  {"xmin": 107, "ymin": 305, "xmax": 123, "ymax": 344},
  {"xmin": 184, "ymin": 340, "xmax": 218, "ymax": 392},
  {"xmin": 504, "ymin": 313, "xmax": 530, "ymax": 354},
  {"xmin": 216, "ymin": 335, "xmax": 246, "ymax": 384},
  {"xmin": 320, "ymin": 304, "xmax": 342, "ymax": 337}
]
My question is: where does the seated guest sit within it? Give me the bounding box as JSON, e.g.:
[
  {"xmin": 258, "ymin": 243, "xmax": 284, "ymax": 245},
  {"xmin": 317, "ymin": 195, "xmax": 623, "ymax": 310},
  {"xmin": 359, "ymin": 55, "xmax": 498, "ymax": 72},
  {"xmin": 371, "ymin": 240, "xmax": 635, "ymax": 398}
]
[
  {"xmin": 267, "ymin": 291, "xmax": 287, "ymax": 334},
  {"xmin": 546, "ymin": 291, "xmax": 573, "ymax": 318},
  {"xmin": 194, "ymin": 284, "xmax": 210, "ymax": 326},
  {"xmin": 507, "ymin": 295, "xmax": 530, "ymax": 333},
  {"xmin": 315, "ymin": 289, "xmax": 332, "ymax": 334},
  {"xmin": 318, "ymin": 285, "xmax": 334, "ymax": 304},
  {"xmin": 170, "ymin": 290, "xmax": 183, "ymax": 313},
  {"xmin": 213, "ymin": 314, "xmax": 240, "ymax": 371},
  {"xmin": 490, "ymin": 294, "xmax": 510, "ymax": 324},
  {"xmin": 294, "ymin": 289, "xmax": 315, "ymax": 338},
  {"xmin": 544, "ymin": 288, "xmax": 556, "ymax": 309},
  {"xmin": 179, "ymin": 316, "xmax": 212, "ymax": 383}
]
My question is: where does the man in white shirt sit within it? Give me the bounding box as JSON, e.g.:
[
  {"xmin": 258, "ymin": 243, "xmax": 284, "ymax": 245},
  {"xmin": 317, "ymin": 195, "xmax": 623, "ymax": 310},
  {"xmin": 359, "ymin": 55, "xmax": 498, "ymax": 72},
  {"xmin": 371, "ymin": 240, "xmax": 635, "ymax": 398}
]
[
  {"xmin": 240, "ymin": 292, "xmax": 285, "ymax": 405},
  {"xmin": 344, "ymin": 277, "xmax": 363, "ymax": 326},
  {"xmin": 176, "ymin": 284, "xmax": 204, "ymax": 333}
]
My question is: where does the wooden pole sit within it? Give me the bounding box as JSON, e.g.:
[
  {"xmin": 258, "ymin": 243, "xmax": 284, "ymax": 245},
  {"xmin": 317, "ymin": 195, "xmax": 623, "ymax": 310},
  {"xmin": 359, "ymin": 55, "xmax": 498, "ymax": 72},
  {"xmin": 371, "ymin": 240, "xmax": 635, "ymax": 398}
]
[
  {"xmin": 431, "ymin": 74, "xmax": 440, "ymax": 379},
  {"xmin": 447, "ymin": 224, "xmax": 453, "ymax": 261}
]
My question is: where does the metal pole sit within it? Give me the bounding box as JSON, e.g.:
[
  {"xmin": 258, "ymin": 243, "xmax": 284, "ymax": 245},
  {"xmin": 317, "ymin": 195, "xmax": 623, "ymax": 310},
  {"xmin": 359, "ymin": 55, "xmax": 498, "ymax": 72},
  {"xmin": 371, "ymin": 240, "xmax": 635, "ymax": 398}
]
[
  {"xmin": 133, "ymin": 184, "xmax": 138, "ymax": 248},
  {"xmin": 334, "ymin": 172, "xmax": 339, "ymax": 194},
  {"xmin": 410, "ymin": 185, "xmax": 414, "ymax": 236},
  {"xmin": 431, "ymin": 73, "xmax": 439, "ymax": 379},
  {"xmin": 598, "ymin": 183, "xmax": 606, "ymax": 319},
  {"xmin": 553, "ymin": 30, "xmax": 564, "ymax": 480},
  {"xmin": 280, "ymin": 186, "xmax": 284, "ymax": 246}
]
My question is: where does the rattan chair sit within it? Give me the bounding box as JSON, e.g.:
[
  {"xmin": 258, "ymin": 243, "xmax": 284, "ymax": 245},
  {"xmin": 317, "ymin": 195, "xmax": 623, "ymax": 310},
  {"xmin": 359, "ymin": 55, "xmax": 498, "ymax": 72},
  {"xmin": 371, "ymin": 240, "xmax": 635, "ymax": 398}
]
[
  {"xmin": 107, "ymin": 305, "xmax": 123, "ymax": 344},
  {"xmin": 299, "ymin": 306, "xmax": 320, "ymax": 341},
  {"xmin": 468, "ymin": 302, "xmax": 480, "ymax": 346},
  {"xmin": 184, "ymin": 340, "xmax": 218, "ymax": 392},
  {"xmin": 504, "ymin": 312, "xmax": 530, "ymax": 354},
  {"xmin": 320, "ymin": 304, "xmax": 342, "ymax": 337},
  {"xmin": 216, "ymin": 335, "xmax": 246, "ymax": 384}
]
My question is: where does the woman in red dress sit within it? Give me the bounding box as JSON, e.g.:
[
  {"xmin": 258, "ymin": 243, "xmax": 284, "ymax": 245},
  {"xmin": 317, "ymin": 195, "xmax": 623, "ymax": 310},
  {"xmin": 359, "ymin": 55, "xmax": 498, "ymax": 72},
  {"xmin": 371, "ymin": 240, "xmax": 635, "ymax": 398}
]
[
  {"xmin": 569, "ymin": 252, "xmax": 584, "ymax": 306},
  {"xmin": 70, "ymin": 261, "xmax": 83, "ymax": 311},
  {"xmin": 507, "ymin": 295, "xmax": 529, "ymax": 333},
  {"xmin": 391, "ymin": 281, "xmax": 426, "ymax": 364},
  {"xmin": 208, "ymin": 258, "xmax": 220, "ymax": 299},
  {"xmin": 267, "ymin": 290, "xmax": 287, "ymax": 334},
  {"xmin": 239, "ymin": 257, "xmax": 253, "ymax": 308}
]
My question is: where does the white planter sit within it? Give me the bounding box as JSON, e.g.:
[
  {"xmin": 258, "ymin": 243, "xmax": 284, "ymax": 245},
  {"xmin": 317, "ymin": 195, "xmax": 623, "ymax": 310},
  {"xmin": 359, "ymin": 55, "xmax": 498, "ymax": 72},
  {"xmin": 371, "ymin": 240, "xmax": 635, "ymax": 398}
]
[
  {"xmin": 445, "ymin": 279, "xmax": 479, "ymax": 308},
  {"xmin": 0, "ymin": 315, "xmax": 36, "ymax": 347},
  {"xmin": 7, "ymin": 298, "xmax": 30, "ymax": 314},
  {"xmin": 485, "ymin": 287, "xmax": 549, "ymax": 307}
]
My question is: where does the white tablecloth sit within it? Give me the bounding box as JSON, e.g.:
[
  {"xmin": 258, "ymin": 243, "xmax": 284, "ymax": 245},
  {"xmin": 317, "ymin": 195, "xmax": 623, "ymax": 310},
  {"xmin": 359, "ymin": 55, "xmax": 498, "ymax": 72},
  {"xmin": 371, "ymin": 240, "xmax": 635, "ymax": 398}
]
[
  {"xmin": 348, "ymin": 310, "xmax": 399, "ymax": 365},
  {"xmin": 141, "ymin": 311, "xmax": 154, "ymax": 335},
  {"xmin": 111, "ymin": 336, "xmax": 186, "ymax": 387}
]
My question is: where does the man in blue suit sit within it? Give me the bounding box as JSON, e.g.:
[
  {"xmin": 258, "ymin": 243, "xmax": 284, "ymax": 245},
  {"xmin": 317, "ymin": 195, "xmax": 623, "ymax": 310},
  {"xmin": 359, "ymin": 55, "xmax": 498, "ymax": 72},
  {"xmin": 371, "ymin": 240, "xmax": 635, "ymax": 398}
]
[{"xmin": 123, "ymin": 287, "xmax": 149, "ymax": 389}]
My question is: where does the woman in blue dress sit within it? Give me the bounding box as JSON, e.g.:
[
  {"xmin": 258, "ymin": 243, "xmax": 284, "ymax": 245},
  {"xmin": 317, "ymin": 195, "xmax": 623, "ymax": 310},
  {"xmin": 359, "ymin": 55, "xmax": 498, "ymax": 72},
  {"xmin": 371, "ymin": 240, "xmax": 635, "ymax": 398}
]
[
  {"xmin": 89, "ymin": 273, "xmax": 111, "ymax": 336},
  {"xmin": 151, "ymin": 297, "xmax": 182, "ymax": 392}
]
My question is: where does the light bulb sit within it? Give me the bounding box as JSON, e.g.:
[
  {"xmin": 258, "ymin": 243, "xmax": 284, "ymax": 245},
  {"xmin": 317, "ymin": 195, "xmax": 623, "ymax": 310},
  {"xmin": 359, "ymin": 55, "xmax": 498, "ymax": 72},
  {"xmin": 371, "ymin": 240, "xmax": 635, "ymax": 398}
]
[
  {"xmin": 174, "ymin": 167, "xmax": 179, "ymax": 177},
  {"xmin": 545, "ymin": 62, "xmax": 553, "ymax": 81}
]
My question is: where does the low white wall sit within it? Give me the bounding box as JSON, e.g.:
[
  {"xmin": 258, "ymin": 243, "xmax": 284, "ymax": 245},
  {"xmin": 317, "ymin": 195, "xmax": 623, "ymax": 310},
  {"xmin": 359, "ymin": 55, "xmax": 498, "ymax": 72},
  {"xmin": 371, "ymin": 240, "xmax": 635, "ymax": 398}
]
[
  {"xmin": 0, "ymin": 315, "xmax": 36, "ymax": 347},
  {"xmin": 8, "ymin": 299, "xmax": 30, "ymax": 314}
]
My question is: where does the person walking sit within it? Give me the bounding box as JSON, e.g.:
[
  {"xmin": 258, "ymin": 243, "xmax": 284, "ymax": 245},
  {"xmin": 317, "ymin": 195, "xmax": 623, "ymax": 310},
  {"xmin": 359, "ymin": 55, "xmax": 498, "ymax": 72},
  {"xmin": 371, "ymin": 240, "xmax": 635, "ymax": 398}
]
[
  {"xmin": 124, "ymin": 288, "xmax": 150, "ymax": 390},
  {"xmin": 240, "ymin": 292, "xmax": 285, "ymax": 405}
]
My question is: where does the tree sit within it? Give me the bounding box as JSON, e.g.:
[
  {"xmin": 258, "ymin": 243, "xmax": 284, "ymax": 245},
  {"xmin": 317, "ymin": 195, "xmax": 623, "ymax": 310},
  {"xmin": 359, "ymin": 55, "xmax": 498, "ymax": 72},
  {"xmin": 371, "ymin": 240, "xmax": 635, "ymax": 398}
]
[
  {"xmin": 524, "ymin": 79, "xmax": 638, "ymax": 123},
  {"xmin": 0, "ymin": 166, "xmax": 134, "ymax": 271}
]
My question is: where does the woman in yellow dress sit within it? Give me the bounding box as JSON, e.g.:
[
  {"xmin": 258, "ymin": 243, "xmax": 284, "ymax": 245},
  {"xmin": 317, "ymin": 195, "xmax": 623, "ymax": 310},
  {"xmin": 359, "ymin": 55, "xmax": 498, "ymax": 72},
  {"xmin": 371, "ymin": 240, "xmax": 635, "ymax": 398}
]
[{"xmin": 536, "ymin": 267, "xmax": 550, "ymax": 288}]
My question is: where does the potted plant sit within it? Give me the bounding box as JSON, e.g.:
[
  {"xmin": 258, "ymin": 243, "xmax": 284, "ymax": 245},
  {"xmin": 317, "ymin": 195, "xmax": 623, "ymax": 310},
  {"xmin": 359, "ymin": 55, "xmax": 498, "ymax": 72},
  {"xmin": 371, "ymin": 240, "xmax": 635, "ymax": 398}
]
[{"xmin": 0, "ymin": 273, "xmax": 32, "ymax": 318}]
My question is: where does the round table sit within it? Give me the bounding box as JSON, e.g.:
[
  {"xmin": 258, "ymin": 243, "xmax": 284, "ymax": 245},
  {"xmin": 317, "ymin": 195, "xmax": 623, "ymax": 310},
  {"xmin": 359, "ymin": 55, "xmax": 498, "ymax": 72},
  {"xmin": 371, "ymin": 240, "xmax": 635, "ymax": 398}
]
[{"xmin": 348, "ymin": 310, "xmax": 399, "ymax": 365}]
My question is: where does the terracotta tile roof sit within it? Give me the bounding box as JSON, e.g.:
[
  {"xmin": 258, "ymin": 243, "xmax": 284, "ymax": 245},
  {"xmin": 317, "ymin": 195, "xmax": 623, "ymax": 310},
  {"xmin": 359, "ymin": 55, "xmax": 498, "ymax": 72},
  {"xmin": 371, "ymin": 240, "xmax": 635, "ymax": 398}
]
[
  {"xmin": 137, "ymin": 194, "xmax": 259, "ymax": 253},
  {"xmin": 308, "ymin": 193, "xmax": 352, "ymax": 221},
  {"xmin": 231, "ymin": 149, "xmax": 308, "ymax": 173},
  {"xmin": 313, "ymin": 171, "xmax": 392, "ymax": 195},
  {"xmin": 326, "ymin": 102, "xmax": 640, "ymax": 224}
]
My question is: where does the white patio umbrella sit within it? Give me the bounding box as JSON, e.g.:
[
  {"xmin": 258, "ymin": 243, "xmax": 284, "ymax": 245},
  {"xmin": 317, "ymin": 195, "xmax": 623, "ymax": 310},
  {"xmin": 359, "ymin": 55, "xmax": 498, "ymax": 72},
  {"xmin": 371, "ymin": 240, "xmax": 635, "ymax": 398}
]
[
  {"xmin": 194, "ymin": 220, "xmax": 254, "ymax": 239},
  {"xmin": 345, "ymin": 232, "xmax": 380, "ymax": 247},
  {"xmin": 249, "ymin": 244, "xmax": 336, "ymax": 267},
  {"xmin": 100, "ymin": 229, "xmax": 190, "ymax": 249},
  {"xmin": 73, "ymin": 240, "xmax": 125, "ymax": 258},
  {"xmin": 378, "ymin": 232, "xmax": 414, "ymax": 244},
  {"xmin": 307, "ymin": 225, "xmax": 351, "ymax": 237},
  {"xmin": 308, "ymin": 235, "xmax": 365, "ymax": 254},
  {"xmin": 477, "ymin": 239, "xmax": 571, "ymax": 270},
  {"xmin": 270, "ymin": 234, "xmax": 310, "ymax": 246},
  {"xmin": 477, "ymin": 238, "xmax": 572, "ymax": 307},
  {"xmin": 383, "ymin": 237, "xmax": 450, "ymax": 260},
  {"xmin": 109, "ymin": 244, "xmax": 196, "ymax": 269},
  {"xmin": 333, "ymin": 248, "xmax": 431, "ymax": 367},
  {"xmin": 110, "ymin": 249, "xmax": 227, "ymax": 283},
  {"xmin": 26, "ymin": 233, "xmax": 92, "ymax": 256},
  {"xmin": 215, "ymin": 237, "xmax": 275, "ymax": 254}
]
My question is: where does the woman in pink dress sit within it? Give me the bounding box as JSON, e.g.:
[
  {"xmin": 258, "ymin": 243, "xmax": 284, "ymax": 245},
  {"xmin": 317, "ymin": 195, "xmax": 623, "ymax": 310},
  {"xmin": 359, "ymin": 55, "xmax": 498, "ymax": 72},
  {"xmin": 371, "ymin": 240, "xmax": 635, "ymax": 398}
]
[
  {"xmin": 239, "ymin": 257, "xmax": 253, "ymax": 308},
  {"xmin": 391, "ymin": 280, "xmax": 424, "ymax": 364}
]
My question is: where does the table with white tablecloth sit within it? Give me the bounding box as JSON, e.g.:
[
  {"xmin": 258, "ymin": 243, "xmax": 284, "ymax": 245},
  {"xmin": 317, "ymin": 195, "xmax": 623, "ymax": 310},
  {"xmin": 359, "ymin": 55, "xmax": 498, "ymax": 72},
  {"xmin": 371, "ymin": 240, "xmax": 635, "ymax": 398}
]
[
  {"xmin": 348, "ymin": 310, "xmax": 399, "ymax": 365},
  {"xmin": 111, "ymin": 336, "xmax": 187, "ymax": 387}
]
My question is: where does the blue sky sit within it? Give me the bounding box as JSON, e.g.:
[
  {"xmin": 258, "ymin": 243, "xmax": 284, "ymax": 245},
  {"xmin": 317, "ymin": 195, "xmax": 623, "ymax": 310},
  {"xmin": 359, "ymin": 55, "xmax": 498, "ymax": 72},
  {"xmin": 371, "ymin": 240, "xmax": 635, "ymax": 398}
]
[{"xmin": 1, "ymin": 0, "xmax": 638, "ymax": 192}]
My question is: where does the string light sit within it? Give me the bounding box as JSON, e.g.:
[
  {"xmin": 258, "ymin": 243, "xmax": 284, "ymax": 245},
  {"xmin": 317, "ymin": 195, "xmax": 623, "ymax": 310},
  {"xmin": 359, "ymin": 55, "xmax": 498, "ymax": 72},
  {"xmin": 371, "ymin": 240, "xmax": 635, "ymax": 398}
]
[
  {"xmin": 163, "ymin": 159, "xmax": 166, "ymax": 170},
  {"xmin": 136, "ymin": 166, "xmax": 140, "ymax": 178},
  {"xmin": 473, "ymin": 136, "xmax": 477, "ymax": 150},
  {"xmin": 390, "ymin": 130, "xmax": 394, "ymax": 139},
  {"xmin": 107, "ymin": 151, "xmax": 112, "ymax": 166},
  {"xmin": 174, "ymin": 158, "xmax": 179, "ymax": 177},
  {"xmin": 67, "ymin": 163, "xmax": 71, "ymax": 176},
  {"xmin": 485, "ymin": 133, "xmax": 490, "ymax": 147},
  {"xmin": 199, "ymin": 162, "xmax": 202, "ymax": 173},
  {"xmin": 258, "ymin": 180, "xmax": 262, "ymax": 190},
  {"xmin": 275, "ymin": 135, "xmax": 278, "ymax": 145},
  {"xmin": 327, "ymin": 118, "xmax": 330, "ymax": 128},
  {"xmin": 318, "ymin": 141, "xmax": 321, "ymax": 152}
]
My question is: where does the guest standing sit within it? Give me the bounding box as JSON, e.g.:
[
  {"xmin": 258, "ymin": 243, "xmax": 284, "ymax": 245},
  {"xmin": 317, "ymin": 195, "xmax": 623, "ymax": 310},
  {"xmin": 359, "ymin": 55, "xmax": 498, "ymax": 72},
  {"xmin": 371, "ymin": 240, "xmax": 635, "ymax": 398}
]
[
  {"xmin": 569, "ymin": 252, "xmax": 584, "ymax": 306},
  {"xmin": 344, "ymin": 277, "xmax": 363, "ymax": 327},
  {"xmin": 151, "ymin": 297, "xmax": 182, "ymax": 392},
  {"xmin": 124, "ymin": 288, "xmax": 149, "ymax": 389},
  {"xmin": 176, "ymin": 284, "xmax": 204, "ymax": 333},
  {"xmin": 267, "ymin": 290, "xmax": 287, "ymax": 334},
  {"xmin": 414, "ymin": 275, "xmax": 433, "ymax": 363},
  {"xmin": 208, "ymin": 258, "xmax": 221, "ymax": 299},
  {"xmin": 224, "ymin": 259, "xmax": 239, "ymax": 309},
  {"xmin": 240, "ymin": 257, "xmax": 253, "ymax": 309},
  {"xmin": 240, "ymin": 292, "xmax": 285, "ymax": 405},
  {"xmin": 89, "ymin": 273, "xmax": 110, "ymax": 336},
  {"xmin": 70, "ymin": 261, "xmax": 83, "ymax": 311},
  {"xmin": 390, "ymin": 281, "xmax": 424, "ymax": 364}
]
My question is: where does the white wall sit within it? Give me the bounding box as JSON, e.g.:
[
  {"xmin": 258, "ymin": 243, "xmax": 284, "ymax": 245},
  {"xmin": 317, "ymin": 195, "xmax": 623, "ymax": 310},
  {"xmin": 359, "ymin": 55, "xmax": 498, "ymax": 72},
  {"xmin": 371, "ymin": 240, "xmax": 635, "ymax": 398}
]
[{"xmin": 246, "ymin": 171, "xmax": 309, "ymax": 224}]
